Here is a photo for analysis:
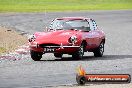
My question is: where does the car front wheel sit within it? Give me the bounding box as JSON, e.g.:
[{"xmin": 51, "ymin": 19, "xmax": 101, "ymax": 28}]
[
  {"xmin": 72, "ymin": 44, "xmax": 84, "ymax": 59},
  {"xmin": 93, "ymin": 41, "xmax": 104, "ymax": 57},
  {"xmin": 30, "ymin": 50, "xmax": 42, "ymax": 61}
]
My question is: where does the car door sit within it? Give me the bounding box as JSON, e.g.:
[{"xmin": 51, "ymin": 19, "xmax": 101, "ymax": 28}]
[{"xmin": 84, "ymin": 19, "xmax": 100, "ymax": 50}]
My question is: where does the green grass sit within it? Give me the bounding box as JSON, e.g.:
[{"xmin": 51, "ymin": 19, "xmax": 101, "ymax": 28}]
[
  {"xmin": 0, "ymin": 0, "xmax": 132, "ymax": 12},
  {"xmin": 0, "ymin": 47, "xmax": 6, "ymax": 54}
]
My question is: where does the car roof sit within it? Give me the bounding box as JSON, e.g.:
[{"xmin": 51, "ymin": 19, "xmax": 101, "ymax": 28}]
[{"xmin": 56, "ymin": 17, "xmax": 91, "ymax": 20}]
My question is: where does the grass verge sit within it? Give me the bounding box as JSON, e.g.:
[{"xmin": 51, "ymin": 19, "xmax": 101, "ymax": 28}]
[
  {"xmin": 0, "ymin": 0, "xmax": 132, "ymax": 12},
  {"xmin": 0, "ymin": 27, "xmax": 27, "ymax": 54}
]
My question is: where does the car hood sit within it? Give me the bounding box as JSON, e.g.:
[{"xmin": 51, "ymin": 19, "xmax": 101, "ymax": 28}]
[{"xmin": 34, "ymin": 30, "xmax": 81, "ymax": 45}]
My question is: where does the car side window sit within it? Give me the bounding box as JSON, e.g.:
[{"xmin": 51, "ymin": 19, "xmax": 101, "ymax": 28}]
[
  {"xmin": 89, "ymin": 19, "xmax": 97, "ymax": 31},
  {"xmin": 92, "ymin": 20, "xmax": 97, "ymax": 30},
  {"xmin": 89, "ymin": 20, "xmax": 94, "ymax": 31}
]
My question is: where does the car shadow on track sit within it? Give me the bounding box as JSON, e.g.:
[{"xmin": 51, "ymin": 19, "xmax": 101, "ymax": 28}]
[{"xmin": 40, "ymin": 55, "xmax": 132, "ymax": 61}]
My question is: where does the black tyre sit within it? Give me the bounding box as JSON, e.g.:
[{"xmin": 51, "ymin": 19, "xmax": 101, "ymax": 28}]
[
  {"xmin": 30, "ymin": 50, "xmax": 42, "ymax": 61},
  {"xmin": 72, "ymin": 44, "xmax": 84, "ymax": 59},
  {"xmin": 54, "ymin": 53, "xmax": 62, "ymax": 58},
  {"xmin": 93, "ymin": 41, "xmax": 104, "ymax": 57}
]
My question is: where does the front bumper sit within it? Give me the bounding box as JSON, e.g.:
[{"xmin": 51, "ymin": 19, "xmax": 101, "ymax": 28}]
[{"xmin": 29, "ymin": 44, "xmax": 80, "ymax": 54}]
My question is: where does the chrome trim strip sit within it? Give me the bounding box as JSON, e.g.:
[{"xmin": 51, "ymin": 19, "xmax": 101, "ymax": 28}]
[{"xmin": 43, "ymin": 46, "xmax": 80, "ymax": 48}]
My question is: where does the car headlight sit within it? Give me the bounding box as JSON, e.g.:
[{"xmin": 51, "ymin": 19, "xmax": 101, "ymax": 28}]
[
  {"xmin": 28, "ymin": 34, "xmax": 36, "ymax": 42},
  {"xmin": 68, "ymin": 35, "xmax": 77, "ymax": 44}
]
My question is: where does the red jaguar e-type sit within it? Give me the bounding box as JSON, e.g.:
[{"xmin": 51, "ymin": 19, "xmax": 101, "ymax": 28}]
[{"xmin": 28, "ymin": 17, "xmax": 105, "ymax": 61}]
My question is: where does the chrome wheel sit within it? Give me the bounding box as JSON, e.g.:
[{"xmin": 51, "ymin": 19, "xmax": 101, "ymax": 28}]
[
  {"xmin": 72, "ymin": 44, "xmax": 84, "ymax": 59},
  {"xmin": 99, "ymin": 42, "xmax": 104, "ymax": 55},
  {"xmin": 94, "ymin": 41, "xmax": 104, "ymax": 57},
  {"xmin": 78, "ymin": 45, "xmax": 84, "ymax": 57}
]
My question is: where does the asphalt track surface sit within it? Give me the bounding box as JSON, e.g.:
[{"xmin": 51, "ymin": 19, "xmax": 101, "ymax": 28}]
[{"xmin": 0, "ymin": 10, "xmax": 132, "ymax": 87}]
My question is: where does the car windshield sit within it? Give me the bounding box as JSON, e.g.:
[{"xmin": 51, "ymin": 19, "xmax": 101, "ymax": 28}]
[{"xmin": 49, "ymin": 19, "xmax": 90, "ymax": 31}]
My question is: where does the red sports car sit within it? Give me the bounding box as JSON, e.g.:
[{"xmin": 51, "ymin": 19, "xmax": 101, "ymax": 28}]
[{"xmin": 28, "ymin": 17, "xmax": 105, "ymax": 61}]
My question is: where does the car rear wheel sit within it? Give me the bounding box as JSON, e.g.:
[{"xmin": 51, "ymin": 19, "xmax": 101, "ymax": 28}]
[
  {"xmin": 30, "ymin": 50, "xmax": 42, "ymax": 61},
  {"xmin": 54, "ymin": 53, "xmax": 63, "ymax": 58},
  {"xmin": 93, "ymin": 41, "xmax": 104, "ymax": 57},
  {"xmin": 72, "ymin": 44, "xmax": 84, "ymax": 59}
]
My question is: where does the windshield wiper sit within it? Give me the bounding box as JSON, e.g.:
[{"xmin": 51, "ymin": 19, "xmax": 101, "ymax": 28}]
[
  {"xmin": 69, "ymin": 29, "xmax": 78, "ymax": 31},
  {"xmin": 56, "ymin": 29, "xmax": 63, "ymax": 30},
  {"xmin": 83, "ymin": 30, "xmax": 89, "ymax": 32}
]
